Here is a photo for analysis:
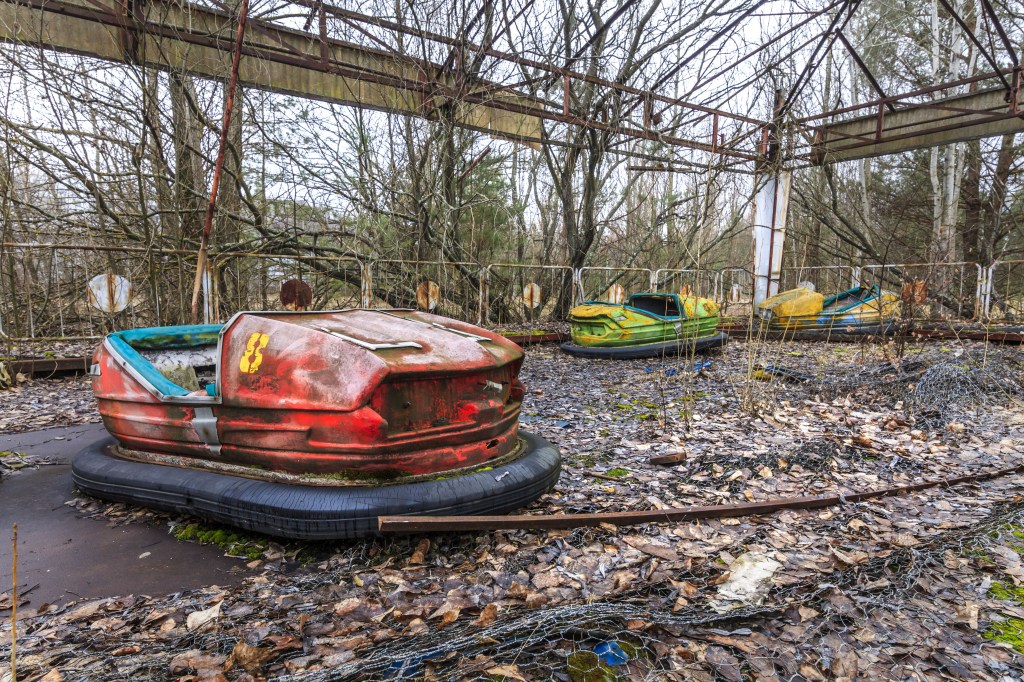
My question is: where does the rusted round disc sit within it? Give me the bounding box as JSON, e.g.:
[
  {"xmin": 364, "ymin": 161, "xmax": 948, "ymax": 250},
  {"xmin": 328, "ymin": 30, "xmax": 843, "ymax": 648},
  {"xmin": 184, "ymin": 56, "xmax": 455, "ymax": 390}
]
[
  {"xmin": 522, "ymin": 282, "xmax": 542, "ymax": 309},
  {"xmin": 87, "ymin": 272, "xmax": 132, "ymax": 314},
  {"xmin": 280, "ymin": 278, "xmax": 313, "ymax": 310},
  {"xmin": 605, "ymin": 283, "xmax": 626, "ymax": 305},
  {"xmin": 416, "ymin": 280, "xmax": 440, "ymax": 311}
]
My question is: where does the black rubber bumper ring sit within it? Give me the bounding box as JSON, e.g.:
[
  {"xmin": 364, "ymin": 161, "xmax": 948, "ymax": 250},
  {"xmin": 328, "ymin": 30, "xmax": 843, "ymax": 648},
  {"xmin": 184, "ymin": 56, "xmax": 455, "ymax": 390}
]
[
  {"xmin": 71, "ymin": 431, "xmax": 561, "ymax": 540},
  {"xmin": 559, "ymin": 331, "xmax": 728, "ymax": 359}
]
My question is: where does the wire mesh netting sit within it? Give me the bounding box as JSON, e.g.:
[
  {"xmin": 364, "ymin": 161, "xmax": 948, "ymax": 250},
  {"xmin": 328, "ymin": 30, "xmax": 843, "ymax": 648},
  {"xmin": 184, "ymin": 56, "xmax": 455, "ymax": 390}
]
[
  {"xmin": 578, "ymin": 267, "xmax": 653, "ymax": 305},
  {"xmin": 778, "ymin": 265, "xmax": 853, "ymax": 301},
  {"xmin": 367, "ymin": 260, "xmax": 482, "ymax": 323},
  {"xmin": 483, "ymin": 265, "xmax": 575, "ymax": 327},
  {"xmin": 213, "ymin": 253, "xmax": 363, "ymax": 315},
  {"xmin": 719, "ymin": 267, "xmax": 753, "ymax": 318},
  {"xmin": 860, "ymin": 262, "xmax": 980, "ymax": 322},
  {"xmin": 652, "ymin": 269, "xmax": 721, "ymax": 300},
  {"xmin": 0, "ymin": 243, "xmax": 196, "ymax": 339},
  {"xmin": 990, "ymin": 260, "xmax": 1024, "ymax": 324}
]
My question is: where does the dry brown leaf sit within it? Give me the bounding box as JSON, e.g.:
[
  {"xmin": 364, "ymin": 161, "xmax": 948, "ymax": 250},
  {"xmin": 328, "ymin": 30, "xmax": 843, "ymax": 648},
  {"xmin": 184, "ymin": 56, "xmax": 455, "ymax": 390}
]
[
  {"xmin": 505, "ymin": 581, "xmax": 530, "ymax": 599},
  {"xmin": 186, "ymin": 602, "xmax": 221, "ymax": 632},
  {"xmin": 168, "ymin": 650, "xmax": 227, "ymax": 675},
  {"xmin": 438, "ymin": 607, "xmax": 461, "ymax": 628},
  {"xmin": 622, "ymin": 536, "xmax": 679, "ymax": 561},
  {"xmin": 409, "ymin": 538, "xmax": 430, "ymax": 565},
  {"xmin": 524, "ymin": 592, "xmax": 548, "ymax": 608},
  {"xmin": 798, "ymin": 663, "xmax": 828, "ymax": 681},
  {"xmin": 110, "ymin": 645, "xmax": 142, "ymax": 656},
  {"xmin": 226, "ymin": 642, "xmax": 274, "ymax": 672},
  {"xmin": 474, "ymin": 603, "xmax": 498, "ymax": 626},
  {"xmin": 531, "ymin": 570, "xmax": 561, "ymax": 589},
  {"xmin": 891, "ymin": 533, "xmax": 920, "ymax": 547}
]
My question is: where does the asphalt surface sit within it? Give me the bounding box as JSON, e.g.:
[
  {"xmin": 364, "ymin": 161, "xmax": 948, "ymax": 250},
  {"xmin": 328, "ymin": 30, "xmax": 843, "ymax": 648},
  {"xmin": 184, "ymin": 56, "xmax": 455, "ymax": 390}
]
[{"xmin": 0, "ymin": 423, "xmax": 248, "ymax": 616}]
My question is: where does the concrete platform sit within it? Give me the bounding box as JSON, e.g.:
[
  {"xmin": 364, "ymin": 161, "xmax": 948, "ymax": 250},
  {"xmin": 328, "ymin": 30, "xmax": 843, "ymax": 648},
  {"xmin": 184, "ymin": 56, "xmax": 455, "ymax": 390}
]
[{"xmin": 0, "ymin": 424, "xmax": 249, "ymax": 616}]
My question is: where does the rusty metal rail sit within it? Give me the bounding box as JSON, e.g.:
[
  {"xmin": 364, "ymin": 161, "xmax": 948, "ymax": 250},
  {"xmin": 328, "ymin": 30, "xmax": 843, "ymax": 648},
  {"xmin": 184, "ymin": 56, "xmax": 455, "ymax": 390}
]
[{"xmin": 378, "ymin": 459, "xmax": 1024, "ymax": 533}]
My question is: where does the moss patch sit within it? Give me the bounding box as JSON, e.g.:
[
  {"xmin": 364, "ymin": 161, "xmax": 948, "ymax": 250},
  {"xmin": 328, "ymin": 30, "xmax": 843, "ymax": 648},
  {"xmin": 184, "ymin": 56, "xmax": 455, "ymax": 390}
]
[
  {"xmin": 302, "ymin": 468, "xmax": 410, "ymax": 483},
  {"xmin": 984, "ymin": 524, "xmax": 1024, "ymax": 654},
  {"xmin": 172, "ymin": 522, "xmax": 268, "ymax": 560},
  {"xmin": 567, "ymin": 651, "xmax": 616, "ymax": 682},
  {"xmin": 604, "ymin": 467, "xmax": 630, "ymax": 478},
  {"xmin": 985, "ymin": 616, "xmax": 1024, "ymax": 653}
]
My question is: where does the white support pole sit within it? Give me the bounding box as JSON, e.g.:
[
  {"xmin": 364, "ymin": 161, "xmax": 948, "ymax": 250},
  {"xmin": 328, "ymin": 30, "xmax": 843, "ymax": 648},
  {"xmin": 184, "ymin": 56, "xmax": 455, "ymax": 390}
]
[
  {"xmin": 980, "ymin": 263, "xmax": 995, "ymax": 321},
  {"xmin": 201, "ymin": 262, "xmax": 214, "ymax": 324},
  {"xmin": 752, "ymin": 169, "xmax": 792, "ymax": 307}
]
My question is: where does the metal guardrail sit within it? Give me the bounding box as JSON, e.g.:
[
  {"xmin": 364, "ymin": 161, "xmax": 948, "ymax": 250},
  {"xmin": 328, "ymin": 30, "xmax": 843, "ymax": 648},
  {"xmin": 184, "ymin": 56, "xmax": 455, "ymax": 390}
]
[
  {"xmin": 860, "ymin": 262, "xmax": 981, "ymax": 321},
  {"xmin": 2, "ymin": 242, "xmax": 1021, "ymax": 343},
  {"xmin": 576, "ymin": 266, "xmax": 654, "ymax": 305},
  {"xmin": 481, "ymin": 264, "xmax": 575, "ymax": 326}
]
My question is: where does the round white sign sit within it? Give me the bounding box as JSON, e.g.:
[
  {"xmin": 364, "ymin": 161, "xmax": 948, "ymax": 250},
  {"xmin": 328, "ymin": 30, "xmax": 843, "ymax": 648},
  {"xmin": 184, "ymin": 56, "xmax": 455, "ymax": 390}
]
[{"xmin": 87, "ymin": 273, "xmax": 132, "ymax": 314}]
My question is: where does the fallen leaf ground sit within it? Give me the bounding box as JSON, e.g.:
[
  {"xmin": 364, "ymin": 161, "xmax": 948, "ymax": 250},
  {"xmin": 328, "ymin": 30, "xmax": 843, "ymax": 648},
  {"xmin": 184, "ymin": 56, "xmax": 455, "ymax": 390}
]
[{"xmin": 4, "ymin": 336, "xmax": 1024, "ymax": 681}]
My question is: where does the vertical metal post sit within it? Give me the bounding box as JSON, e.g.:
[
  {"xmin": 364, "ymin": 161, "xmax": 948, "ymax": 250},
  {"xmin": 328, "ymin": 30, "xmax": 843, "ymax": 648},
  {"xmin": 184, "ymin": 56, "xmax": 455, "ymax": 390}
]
[
  {"xmin": 752, "ymin": 171, "xmax": 792, "ymax": 306},
  {"xmin": 190, "ymin": 0, "xmax": 251, "ymax": 323},
  {"xmin": 478, "ymin": 267, "xmax": 489, "ymax": 325},
  {"xmin": 360, "ymin": 261, "xmax": 373, "ymax": 308},
  {"xmin": 752, "ymin": 88, "xmax": 790, "ymax": 309}
]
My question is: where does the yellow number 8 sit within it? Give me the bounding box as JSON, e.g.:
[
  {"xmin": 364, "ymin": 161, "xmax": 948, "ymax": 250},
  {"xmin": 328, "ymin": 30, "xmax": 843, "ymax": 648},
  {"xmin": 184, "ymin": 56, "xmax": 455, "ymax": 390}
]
[{"xmin": 239, "ymin": 332, "xmax": 269, "ymax": 374}]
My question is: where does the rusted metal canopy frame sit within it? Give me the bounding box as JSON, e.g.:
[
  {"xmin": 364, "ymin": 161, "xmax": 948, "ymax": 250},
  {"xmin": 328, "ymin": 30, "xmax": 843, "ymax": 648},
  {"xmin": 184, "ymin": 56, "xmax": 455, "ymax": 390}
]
[
  {"xmin": 1, "ymin": 0, "xmax": 763, "ymax": 162},
  {"xmin": 652, "ymin": 2, "xmax": 846, "ymax": 128},
  {"xmin": 635, "ymin": 0, "xmax": 776, "ymax": 113},
  {"xmin": 778, "ymin": 0, "xmax": 862, "ymax": 118},
  {"xmin": 378, "ymin": 459, "xmax": 1024, "ymax": 532},
  {"xmin": 805, "ymin": 90, "xmax": 1024, "ymax": 163},
  {"xmin": 812, "ymin": 95, "xmax": 1023, "ymax": 147},
  {"xmin": 978, "ymin": 0, "xmax": 1018, "ymax": 68},
  {"xmin": 797, "ymin": 66, "xmax": 1016, "ymax": 123},
  {"xmin": 290, "ymin": 0, "xmax": 768, "ymax": 132},
  {"xmin": 835, "ymin": 30, "xmax": 894, "ymax": 112},
  {"xmin": 935, "ymin": 0, "xmax": 1012, "ymax": 95},
  {"xmin": 190, "ymin": 0, "xmax": 250, "ymax": 324}
]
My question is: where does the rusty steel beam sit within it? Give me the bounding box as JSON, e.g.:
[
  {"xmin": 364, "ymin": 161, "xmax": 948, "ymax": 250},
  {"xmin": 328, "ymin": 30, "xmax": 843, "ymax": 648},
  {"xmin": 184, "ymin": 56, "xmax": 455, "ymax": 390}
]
[
  {"xmin": 378, "ymin": 460, "xmax": 1024, "ymax": 532},
  {"xmin": 2, "ymin": 357, "xmax": 90, "ymax": 377},
  {"xmin": 291, "ymin": 0, "xmax": 767, "ymax": 128},
  {"xmin": 809, "ymin": 84, "xmax": 1024, "ymax": 163},
  {"xmin": 935, "ymin": 0, "xmax": 1013, "ymax": 94},
  {"xmin": 719, "ymin": 323, "xmax": 1024, "ymax": 344},
  {"xmin": 779, "ymin": 0, "xmax": 861, "ymax": 118},
  {"xmin": 0, "ymin": 0, "xmax": 764, "ymax": 160},
  {"xmin": 978, "ymin": 0, "xmax": 1018, "ymax": 68},
  {"xmin": 835, "ymin": 31, "xmax": 894, "ymax": 112},
  {"xmin": 0, "ymin": 0, "xmax": 545, "ymax": 144},
  {"xmin": 191, "ymin": 0, "xmax": 250, "ymax": 324},
  {"xmin": 500, "ymin": 331, "xmax": 567, "ymax": 345}
]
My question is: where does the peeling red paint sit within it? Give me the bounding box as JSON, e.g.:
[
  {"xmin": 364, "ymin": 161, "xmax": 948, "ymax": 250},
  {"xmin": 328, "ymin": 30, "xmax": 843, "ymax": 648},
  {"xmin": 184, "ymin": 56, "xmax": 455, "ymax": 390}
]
[{"xmin": 92, "ymin": 310, "xmax": 527, "ymax": 476}]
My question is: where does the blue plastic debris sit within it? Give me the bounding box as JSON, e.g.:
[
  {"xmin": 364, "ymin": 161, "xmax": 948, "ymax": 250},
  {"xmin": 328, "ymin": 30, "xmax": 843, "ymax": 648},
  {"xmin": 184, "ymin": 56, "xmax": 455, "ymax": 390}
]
[
  {"xmin": 386, "ymin": 647, "xmax": 446, "ymax": 679},
  {"xmin": 593, "ymin": 641, "xmax": 629, "ymax": 666},
  {"xmin": 646, "ymin": 361, "xmax": 711, "ymax": 376}
]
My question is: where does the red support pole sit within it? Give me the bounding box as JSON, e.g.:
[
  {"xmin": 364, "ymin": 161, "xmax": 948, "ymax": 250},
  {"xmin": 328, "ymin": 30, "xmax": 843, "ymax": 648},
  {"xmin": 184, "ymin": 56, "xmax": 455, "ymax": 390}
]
[{"xmin": 190, "ymin": 0, "xmax": 251, "ymax": 324}]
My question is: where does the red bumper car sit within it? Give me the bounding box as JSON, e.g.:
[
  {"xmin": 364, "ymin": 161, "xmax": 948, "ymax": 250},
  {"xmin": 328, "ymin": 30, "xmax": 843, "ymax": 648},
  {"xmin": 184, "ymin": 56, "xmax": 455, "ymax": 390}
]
[{"xmin": 72, "ymin": 310, "xmax": 560, "ymax": 539}]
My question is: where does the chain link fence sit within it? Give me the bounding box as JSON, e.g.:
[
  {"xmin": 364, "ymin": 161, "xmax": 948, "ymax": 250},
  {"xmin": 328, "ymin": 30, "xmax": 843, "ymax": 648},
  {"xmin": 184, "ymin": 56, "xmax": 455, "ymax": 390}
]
[{"xmin": 4, "ymin": 244, "xmax": 1022, "ymax": 342}]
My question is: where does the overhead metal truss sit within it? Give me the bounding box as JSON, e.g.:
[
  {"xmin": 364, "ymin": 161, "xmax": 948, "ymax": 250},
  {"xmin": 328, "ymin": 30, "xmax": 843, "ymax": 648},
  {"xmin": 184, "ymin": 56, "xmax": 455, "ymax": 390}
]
[
  {"xmin": 0, "ymin": 0, "xmax": 1020, "ymax": 166},
  {"xmin": 0, "ymin": 0, "xmax": 765, "ymax": 161},
  {"xmin": 808, "ymin": 75, "xmax": 1024, "ymax": 164}
]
